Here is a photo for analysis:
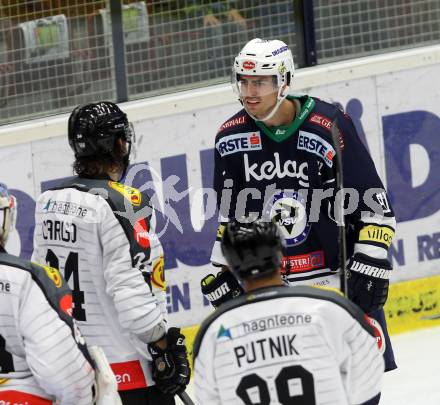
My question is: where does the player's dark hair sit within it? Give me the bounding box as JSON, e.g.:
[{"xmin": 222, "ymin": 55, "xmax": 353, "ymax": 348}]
[{"xmin": 72, "ymin": 139, "xmax": 126, "ymax": 177}]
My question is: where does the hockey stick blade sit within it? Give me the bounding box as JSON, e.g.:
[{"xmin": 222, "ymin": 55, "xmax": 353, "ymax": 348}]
[
  {"xmin": 330, "ymin": 117, "xmax": 348, "ymax": 296},
  {"xmin": 178, "ymin": 390, "xmax": 195, "ymax": 405}
]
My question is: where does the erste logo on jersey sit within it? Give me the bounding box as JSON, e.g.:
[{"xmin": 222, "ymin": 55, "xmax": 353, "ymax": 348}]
[
  {"xmin": 264, "ymin": 191, "xmax": 311, "ymax": 246},
  {"xmin": 133, "ymin": 218, "xmax": 150, "ymax": 249},
  {"xmin": 244, "ymin": 152, "xmax": 309, "ymax": 186},
  {"xmin": 216, "ymin": 132, "xmax": 262, "ymax": 157},
  {"xmin": 297, "ymin": 131, "xmax": 335, "ymax": 168},
  {"xmin": 109, "ymin": 181, "xmax": 141, "ymax": 206}
]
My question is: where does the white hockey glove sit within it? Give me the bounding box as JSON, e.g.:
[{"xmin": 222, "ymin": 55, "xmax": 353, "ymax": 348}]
[{"xmin": 89, "ymin": 345, "xmax": 122, "ymax": 405}]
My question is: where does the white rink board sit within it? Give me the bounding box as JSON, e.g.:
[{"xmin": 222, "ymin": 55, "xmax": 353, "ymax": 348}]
[{"xmin": 1, "ymin": 46, "xmax": 439, "ymax": 327}]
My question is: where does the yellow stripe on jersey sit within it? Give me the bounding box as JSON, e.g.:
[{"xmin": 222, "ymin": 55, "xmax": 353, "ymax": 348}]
[
  {"xmin": 0, "ymin": 378, "xmax": 8, "ymax": 385},
  {"xmin": 359, "ymin": 225, "xmax": 395, "ymax": 247}
]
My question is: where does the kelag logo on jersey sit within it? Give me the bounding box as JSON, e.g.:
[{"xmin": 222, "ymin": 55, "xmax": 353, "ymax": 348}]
[
  {"xmin": 215, "ymin": 132, "xmax": 262, "ymax": 157},
  {"xmin": 264, "ymin": 191, "xmax": 311, "ymax": 246},
  {"xmin": 244, "ymin": 152, "xmax": 309, "ymax": 186},
  {"xmin": 297, "ymin": 131, "xmax": 335, "ymax": 167}
]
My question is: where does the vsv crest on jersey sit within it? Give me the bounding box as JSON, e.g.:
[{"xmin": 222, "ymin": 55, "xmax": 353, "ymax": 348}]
[
  {"xmin": 244, "ymin": 153, "xmax": 309, "ymax": 186},
  {"xmin": 297, "ymin": 131, "xmax": 335, "ymax": 167},
  {"xmin": 264, "ymin": 191, "xmax": 311, "ymax": 246},
  {"xmin": 215, "ymin": 132, "xmax": 262, "ymax": 157}
]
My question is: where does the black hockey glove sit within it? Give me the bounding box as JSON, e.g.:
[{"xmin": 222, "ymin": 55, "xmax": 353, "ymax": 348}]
[
  {"xmin": 201, "ymin": 270, "xmax": 243, "ymax": 308},
  {"xmin": 347, "ymin": 253, "xmax": 392, "ymax": 314},
  {"xmin": 148, "ymin": 328, "xmax": 190, "ymax": 395}
]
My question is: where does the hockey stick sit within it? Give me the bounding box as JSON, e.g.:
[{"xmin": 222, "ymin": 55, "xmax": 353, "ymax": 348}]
[
  {"xmin": 330, "ymin": 117, "xmax": 348, "ymax": 296},
  {"xmin": 178, "ymin": 390, "xmax": 195, "ymax": 405}
]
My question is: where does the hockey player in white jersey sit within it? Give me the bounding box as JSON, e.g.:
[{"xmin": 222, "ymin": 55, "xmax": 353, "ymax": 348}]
[
  {"xmin": 193, "ymin": 219, "xmax": 384, "ymax": 405},
  {"xmin": 32, "ymin": 102, "xmax": 190, "ymax": 404},
  {"xmin": 0, "ymin": 183, "xmax": 97, "ymax": 404}
]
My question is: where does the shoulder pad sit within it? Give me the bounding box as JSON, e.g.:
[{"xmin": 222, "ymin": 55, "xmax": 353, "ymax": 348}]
[
  {"xmin": 193, "ymin": 285, "xmax": 374, "ymax": 358},
  {"xmin": 0, "ymin": 252, "xmax": 73, "ymax": 323}
]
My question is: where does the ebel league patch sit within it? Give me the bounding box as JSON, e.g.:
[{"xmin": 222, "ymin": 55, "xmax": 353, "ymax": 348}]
[
  {"xmin": 216, "ymin": 132, "xmax": 262, "ymax": 157},
  {"xmin": 297, "ymin": 131, "xmax": 335, "ymax": 167}
]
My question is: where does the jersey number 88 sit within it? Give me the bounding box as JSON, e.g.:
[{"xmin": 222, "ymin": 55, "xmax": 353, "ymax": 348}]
[{"xmin": 237, "ymin": 365, "xmax": 316, "ymax": 405}]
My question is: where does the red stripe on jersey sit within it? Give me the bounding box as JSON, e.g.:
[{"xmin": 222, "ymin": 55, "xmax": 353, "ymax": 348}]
[
  {"xmin": 0, "ymin": 391, "xmax": 52, "ymax": 404},
  {"xmin": 110, "ymin": 360, "xmax": 148, "ymax": 391}
]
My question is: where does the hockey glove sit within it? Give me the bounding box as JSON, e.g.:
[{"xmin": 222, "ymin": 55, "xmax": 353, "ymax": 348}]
[
  {"xmin": 347, "ymin": 252, "xmax": 392, "ymax": 314},
  {"xmin": 201, "ymin": 270, "xmax": 243, "ymax": 308},
  {"xmin": 148, "ymin": 328, "xmax": 190, "ymax": 395}
]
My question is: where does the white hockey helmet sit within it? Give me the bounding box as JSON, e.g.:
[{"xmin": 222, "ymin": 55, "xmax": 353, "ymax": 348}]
[
  {"xmin": 0, "ymin": 183, "xmax": 17, "ymax": 247},
  {"xmin": 232, "ymin": 38, "xmax": 295, "ymax": 121}
]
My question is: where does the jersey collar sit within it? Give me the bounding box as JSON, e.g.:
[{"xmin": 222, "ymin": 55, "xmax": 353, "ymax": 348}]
[{"xmin": 255, "ymin": 96, "xmax": 315, "ymax": 143}]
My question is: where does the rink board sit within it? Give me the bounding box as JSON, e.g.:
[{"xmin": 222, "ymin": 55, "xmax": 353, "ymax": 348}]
[{"xmin": 0, "ymin": 44, "xmax": 439, "ymax": 328}]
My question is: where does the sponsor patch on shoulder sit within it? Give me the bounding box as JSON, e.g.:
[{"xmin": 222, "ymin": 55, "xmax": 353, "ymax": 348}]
[
  {"xmin": 217, "ymin": 115, "xmax": 247, "ymax": 133},
  {"xmin": 109, "ymin": 181, "xmax": 142, "ymax": 206},
  {"xmin": 42, "ymin": 265, "xmax": 63, "ymax": 288},
  {"xmin": 297, "ymin": 130, "xmax": 335, "ymax": 167},
  {"xmin": 308, "ymin": 113, "xmax": 332, "ymax": 130},
  {"xmin": 216, "ymin": 132, "xmax": 262, "ymax": 157}
]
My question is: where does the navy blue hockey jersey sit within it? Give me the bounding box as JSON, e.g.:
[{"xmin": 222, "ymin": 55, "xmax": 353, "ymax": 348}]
[{"xmin": 211, "ymin": 95, "xmax": 396, "ymax": 285}]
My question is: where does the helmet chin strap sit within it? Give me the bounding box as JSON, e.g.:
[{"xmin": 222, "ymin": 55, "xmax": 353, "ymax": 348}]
[{"xmin": 243, "ymin": 85, "xmax": 290, "ymax": 123}]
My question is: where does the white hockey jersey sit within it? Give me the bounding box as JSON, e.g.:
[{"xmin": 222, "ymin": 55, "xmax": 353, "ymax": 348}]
[
  {"xmin": 0, "ymin": 248, "xmax": 95, "ymax": 404},
  {"xmin": 193, "ymin": 285, "xmax": 384, "ymax": 405},
  {"xmin": 32, "ymin": 177, "xmax": 167, "ymax": 391}
]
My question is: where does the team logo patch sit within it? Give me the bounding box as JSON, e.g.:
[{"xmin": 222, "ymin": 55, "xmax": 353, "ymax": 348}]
[
  {"xmin": 216, "ymin": 132, "xmax": 262, "ymax": 157},
  {"xmin": 151, "ymin": 255, "xmax": 166, "ymax": 291},
  {"xmin": 59, "ymin": 294, "xmax": 73, "ymax": 317},
  {"xmin": 365, "ymin": 315, "xmax": 386, "ymax": 354},
  {"xmin": 109, "ymin": 181, "xmax": 141, "ymax": 206},
  {"xmin": 43, "ymin": 265, "xmax": 63, "ymax": 288},
  {"xmin": 264, "ymin": 191, "xmax": 311, "ymax": 246},
  {"xmin": 297, "ymin": 131, "xmax": 335, "ymax": 167},
  {"xmin": 133, "ymin": 218, "xmax": 150, "ymax": 249}
]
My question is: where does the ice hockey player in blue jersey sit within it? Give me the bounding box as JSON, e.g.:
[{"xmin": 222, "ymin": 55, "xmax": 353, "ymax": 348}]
[
  {"xmin": 195, "ymin": 219, "xmax": 384, "ymax": 405},
  {"xmin": 201, "ymin": 38, "xmax": 397, "ymax": 378}
]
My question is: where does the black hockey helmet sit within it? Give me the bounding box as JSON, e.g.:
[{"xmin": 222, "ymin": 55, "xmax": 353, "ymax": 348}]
[
  {"xmin": 221, "ymin": 218, "xmax": 282, "ymax": 281},
  {"xmin": 68, "ymin": 101, "xmax": 134, "ymax": 158}
]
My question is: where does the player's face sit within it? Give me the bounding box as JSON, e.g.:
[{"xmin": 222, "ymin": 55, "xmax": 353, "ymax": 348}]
[{"xmin": 238, "ymin": 75, "xmax": 278, "ymax": 119}]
